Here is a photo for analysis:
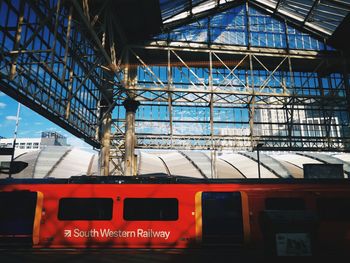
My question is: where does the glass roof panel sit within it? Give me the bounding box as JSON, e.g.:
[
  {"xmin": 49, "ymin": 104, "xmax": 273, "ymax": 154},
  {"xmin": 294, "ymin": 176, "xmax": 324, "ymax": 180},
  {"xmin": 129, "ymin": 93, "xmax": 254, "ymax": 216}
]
[
  {"xmin": 159, "ymin": 0, "xmax": 192, "ymax": 21},
  {"xmin": 160, "ymin": 0, "xmax": 235, "ymax": 24},
  {"xmin": 155, "ymin": 4, "xmax": 329, "ymax": 50},
  {"xmin": 251, "ymin": 0, "xmax": 350, "ymax": 37},
  {"xmin": 159, "ymin": 0, "xmax": 350, "ymax": 38}
]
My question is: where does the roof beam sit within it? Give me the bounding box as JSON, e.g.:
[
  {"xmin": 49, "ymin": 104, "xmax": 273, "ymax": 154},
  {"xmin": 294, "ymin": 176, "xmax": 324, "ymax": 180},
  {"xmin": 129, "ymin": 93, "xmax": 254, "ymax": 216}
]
[
  {"xmin": 326, "ymin": 0, "xmax": 350, "ymax": 10},
  {"xmin": 250, "ymin": 0, "xmax": 330, "ymax": 38},
  {"xmin": 162, "ymin": 0, "xmax": 244, "ymax": 31},
  {"xmin": 302, "ymin": 0, "xmax": 320, "ymax": 26},
  {"xmin": 71, "ymin": 0, "xmax": 113, "ymax": 71},
  {"xmin": 70, "ymin": 0, "xmax": 128, "ymax": 108},
  {"xmin": 274, "ymin": 0, "xmax": 283, "ymax": 14}
]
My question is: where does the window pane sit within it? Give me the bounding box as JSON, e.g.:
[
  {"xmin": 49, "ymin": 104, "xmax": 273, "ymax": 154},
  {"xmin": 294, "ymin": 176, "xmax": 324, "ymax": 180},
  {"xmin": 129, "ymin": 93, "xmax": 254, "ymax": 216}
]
[
  {"xmin": 265, "ymin": 198, "xmax": 305, "ymax": 210},
  {"xmin": 58, "ymin": 198, "xmax": 113, "ymax": 220},
  {"xmin": 124, "ymin": 198, "xmax": 178, "ymax": 221},
  {"xmin": 0, "ymin": 191, "xmax": 37, "ymax": 235},
  {"xmin": 317, "ymin": 198, "xmax": 350, "ymax": 221},
  {"xmin": 202, "ymin": 192, "xmax": 243, "ymax": 244}
]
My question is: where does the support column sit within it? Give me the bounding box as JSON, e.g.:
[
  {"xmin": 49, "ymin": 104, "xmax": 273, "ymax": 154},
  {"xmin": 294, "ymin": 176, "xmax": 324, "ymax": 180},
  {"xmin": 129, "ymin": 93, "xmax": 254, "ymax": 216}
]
[
  {"xmin": 167, "ymin": 49, "xmax": 173, "ymax": 147},
  {"xmin": 100, "ymin": 111, "xmax": 111, "ymax": 176},
  {"xmin": 209, "ymin": 51, "xmax": 217, "ymax": 178},
  {"xmin": 343, "ymin": 59, "xmax": 350, "ymax": 114},
  {"xmin": 98, "ymin": 67, "xmax": 114, "ymax": 176},
  {"xmin": 123, "ymin": 99, "xmax": 140, "ymax": 176},
  {"xmin": 343, "ymin": 58, "xmax": 350, "ymax": 149},
  {"xmin": 248, "ymin": 54, "xmax": 256, "ymax": 148},
  {"xmin": 286, "ymin": 55, "xmax": 295, "ymax": 148}
]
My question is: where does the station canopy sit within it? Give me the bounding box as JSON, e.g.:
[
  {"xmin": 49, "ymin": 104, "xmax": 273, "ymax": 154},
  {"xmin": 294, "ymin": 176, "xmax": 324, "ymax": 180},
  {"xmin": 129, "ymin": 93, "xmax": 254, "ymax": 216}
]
[
  {"xmin": 111, "ymin": 0, "xmax": 350, "ymax": 52},
  {"xmin": 160, "ymin": 0, "xmax": 350, "ymax": 37},
  {"xmin": 1, "ymin": 148, "xmax": 349, "ymax": 179}
]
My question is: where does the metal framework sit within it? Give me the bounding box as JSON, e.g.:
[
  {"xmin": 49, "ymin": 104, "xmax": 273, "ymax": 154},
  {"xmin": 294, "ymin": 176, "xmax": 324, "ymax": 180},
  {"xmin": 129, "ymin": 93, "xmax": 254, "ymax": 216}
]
[
  {"xmin": 160, "ymin": 0, "xmax": 350, "ymax": 38},
  {"xmin": 0, "ymin": 0, "xmax": 114, "ymax": 147},
  {"xmin": 112, "ymin": 44, "xmax": 350, "ymax": 152},
  {"xmin": 111, "ymin": 3, "xmax": 350, "ymax": 163},
  {"xmin": 0, "ymin": 0, "xmax": 120, "ymax": 175},
  {"xmin": 1, "ymin": 0, "xmax": 350, "ymax": 176}
]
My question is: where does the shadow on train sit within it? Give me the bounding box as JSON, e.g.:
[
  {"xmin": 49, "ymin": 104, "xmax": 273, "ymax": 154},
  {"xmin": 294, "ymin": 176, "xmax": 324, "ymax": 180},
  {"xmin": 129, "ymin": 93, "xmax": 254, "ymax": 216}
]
[{"xmin": 1, "ymin": 176, "xmax": 350, "ymax": 262}]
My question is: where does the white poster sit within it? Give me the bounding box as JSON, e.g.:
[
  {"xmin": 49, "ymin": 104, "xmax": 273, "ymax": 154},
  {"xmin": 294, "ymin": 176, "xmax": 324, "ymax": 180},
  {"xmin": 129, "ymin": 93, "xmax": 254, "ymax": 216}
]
[{"xmin": 275, "ymin": 233, "xmax": 312, "ymax": 256}]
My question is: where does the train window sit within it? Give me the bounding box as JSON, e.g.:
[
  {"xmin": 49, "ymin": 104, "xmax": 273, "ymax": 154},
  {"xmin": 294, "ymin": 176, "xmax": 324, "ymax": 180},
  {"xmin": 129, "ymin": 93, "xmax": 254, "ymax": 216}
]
[
  {"xmin": 58, "ymin": 198, "xmax": 113, "ymax": 220},
  {"xmin": 123, "ymin": 198, "xmax": 178, "ymax": 221},
  {"xmin": 0, "ymin": 191, "xmax": 37, "ymax": 236},
  {"xmin": 317, "ymin": 197, "xmax": 350, "ymax": 221},
  {"xmin": 265, "ymin": 198, "xmax": 305, "ymax": 210},
  {"xmin": 201, "ymin": 192, "xmax": 244, "ymax": 244}
]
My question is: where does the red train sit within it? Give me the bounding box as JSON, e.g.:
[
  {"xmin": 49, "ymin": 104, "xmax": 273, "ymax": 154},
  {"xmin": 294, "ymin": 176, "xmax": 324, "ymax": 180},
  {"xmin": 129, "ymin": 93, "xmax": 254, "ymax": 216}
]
[{"xmin": 1, "ymin": 176, "xmax": 350, "ymax": 258}]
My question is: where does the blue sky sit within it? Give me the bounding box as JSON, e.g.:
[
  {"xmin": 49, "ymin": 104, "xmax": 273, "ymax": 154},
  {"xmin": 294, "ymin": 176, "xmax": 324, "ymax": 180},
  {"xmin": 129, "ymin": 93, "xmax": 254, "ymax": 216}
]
[{"xmin": 0, "ymin": 91, "xmax": 95, "ymax": 152}]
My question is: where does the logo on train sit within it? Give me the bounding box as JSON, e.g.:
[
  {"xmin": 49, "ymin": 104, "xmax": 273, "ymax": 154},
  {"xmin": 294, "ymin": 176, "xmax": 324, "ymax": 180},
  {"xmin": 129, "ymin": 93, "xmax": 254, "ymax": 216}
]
[
  {"xmin": 64, "ymin": 228, "xmax": 171, "ymax": 240},
  {"xmin": 64, "ymin": 230, "xmax": 72, "ymax": 237}
]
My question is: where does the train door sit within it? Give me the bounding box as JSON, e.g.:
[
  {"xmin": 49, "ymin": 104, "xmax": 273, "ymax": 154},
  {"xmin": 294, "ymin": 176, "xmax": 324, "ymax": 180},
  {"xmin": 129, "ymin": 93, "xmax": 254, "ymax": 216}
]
[
  {"xmin": 0, "ymin": 191, "xmax": 43, "ymax": 246},
  {"xmin": 196, "ymin": 191, "xmax": 249, "ymax": 246}
]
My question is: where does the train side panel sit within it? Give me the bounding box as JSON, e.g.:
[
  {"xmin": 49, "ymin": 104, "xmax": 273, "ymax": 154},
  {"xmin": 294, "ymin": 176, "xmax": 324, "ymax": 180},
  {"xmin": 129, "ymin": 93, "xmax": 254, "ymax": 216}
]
[
  {"xmin": 38, "ymin": 184, "xmax": 198, "ymax": 248},
  {"xmin": 1, "ymin": 183, "xmax": 248, "ymax": 248},
  {"xmin": 1, "ymin": 180, "xmax": 350, "ymax": 256}
]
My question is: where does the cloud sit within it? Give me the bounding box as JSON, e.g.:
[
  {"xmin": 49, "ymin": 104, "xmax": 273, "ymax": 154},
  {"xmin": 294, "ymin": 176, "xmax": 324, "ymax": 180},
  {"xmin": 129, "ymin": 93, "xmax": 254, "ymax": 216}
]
[
  {"xmin": 6, "ymin": 116, "xmax": 21, "ymax": 121},
  {"xmin": 0, "ymin": 102, "xmax": 6, "ymax": 109},
  {"xmin": 67, "ymin": 136, "xmax": 89, "ymax": 147},
  {"xmin": 18, "ymin": 130, "xmax": 34, "ymax": 136},
  {"xmin": 67, "ymin": 136, "xmax": 95, "ymax": 153}
]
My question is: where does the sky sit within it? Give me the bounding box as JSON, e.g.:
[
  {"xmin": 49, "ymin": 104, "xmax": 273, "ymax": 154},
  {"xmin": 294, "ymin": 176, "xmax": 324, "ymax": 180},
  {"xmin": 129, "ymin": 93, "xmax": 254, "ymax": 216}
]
[{"xmin": 0, "ymin": 91, "xmax": 96, "ymax": 152}]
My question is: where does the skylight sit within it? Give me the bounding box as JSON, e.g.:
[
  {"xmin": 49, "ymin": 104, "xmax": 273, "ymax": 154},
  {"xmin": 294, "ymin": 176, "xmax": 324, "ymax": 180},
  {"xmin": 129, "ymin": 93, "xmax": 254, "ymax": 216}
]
[{"xmin": 159, "ymin": 0, "xmax": 350, "ymax": 37}]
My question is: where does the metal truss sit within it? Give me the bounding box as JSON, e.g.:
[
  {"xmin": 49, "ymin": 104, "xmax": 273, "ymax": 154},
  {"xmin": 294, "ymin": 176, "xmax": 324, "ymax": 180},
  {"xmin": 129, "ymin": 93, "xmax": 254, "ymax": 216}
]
[
  {"xmin": 112, "ymin": 43, "xmax": 350, "ymax": 152},
  {"xmin": 160, "ymin": 0, "xmax": 350, "ymax": 39},
  {"xmin": 1, "ymin": 0, "xmax": 350, "ymax": 176},
  {"xmin": 135, "ymin": 134, "xmax": 345, "ymax": 152},
  {"xmin": 0, "ymin": 0, "xmax": 117, "ymax": 148},
  {"xmin": 250, "ymin": 0, "xmax": 350, "ymax": 37}
]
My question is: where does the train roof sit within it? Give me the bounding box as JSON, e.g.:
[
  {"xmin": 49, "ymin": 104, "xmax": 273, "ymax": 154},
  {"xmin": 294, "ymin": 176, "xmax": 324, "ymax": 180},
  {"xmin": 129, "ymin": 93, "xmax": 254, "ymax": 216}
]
[{"xmin": 0, "ymin": 174, "xmax": 350, "ymax": 185}]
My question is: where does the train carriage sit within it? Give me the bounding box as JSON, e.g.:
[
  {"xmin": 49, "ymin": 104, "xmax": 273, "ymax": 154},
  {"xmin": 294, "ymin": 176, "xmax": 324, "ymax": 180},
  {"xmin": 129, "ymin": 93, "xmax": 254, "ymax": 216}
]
[{"xmin": 1, "ymin": 176, "xmax": 350, "ymax": 259}]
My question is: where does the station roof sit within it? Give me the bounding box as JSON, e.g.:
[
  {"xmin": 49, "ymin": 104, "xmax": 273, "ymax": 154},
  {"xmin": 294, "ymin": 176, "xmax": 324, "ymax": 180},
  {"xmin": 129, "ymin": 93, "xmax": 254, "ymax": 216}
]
[
  {"xmin": 105, "ymin": 0, "xmax": 350, "ymax": 53},
  {"xmin": 1, "ymin": 147, "xmax": 349, "ymax": 179},
  {"xmin": 159, "ymin": 0, "xmax": 350, "ymax": 37},
  {"xmin": 137, "ymin": 150, "xmax": 350, "ymax": 179},
  {"xmin": 0, "ymin": 147, "xmax": 96, "ymax": 179}
]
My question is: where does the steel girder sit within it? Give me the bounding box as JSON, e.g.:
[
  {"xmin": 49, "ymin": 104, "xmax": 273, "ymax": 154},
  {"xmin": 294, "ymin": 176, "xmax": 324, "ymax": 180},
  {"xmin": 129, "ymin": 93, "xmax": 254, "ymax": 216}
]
[
  {"xmin": 1, "ymin": 0, "xmax": 350, "ymax": 176},
  {"xmin": 0, "ymin": 0, "xmax": 116, "ymax": 147},
  {"xmin": 111, "ymin": 44, "xmax": 350, "ymax": 154}
]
